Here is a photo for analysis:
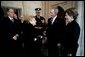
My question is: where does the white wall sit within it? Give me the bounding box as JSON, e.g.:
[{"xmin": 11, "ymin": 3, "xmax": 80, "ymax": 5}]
[
  {"xmin": 76, "ymin": 1, "xmax": 84, "ymax": 56},
  {"xmin": 1, "ymin": 1, "xmax": 23, "ymax": 19},
  {"xmin": 1, "ymin": 1, "xmax": 42, "ymax": 20},
  {"xmin": 22, "ymin": 1, "xmax": 42, "ymax": 19},
  {"xmin": 1, "ymin": 1, "xmax": 23, "ymax": 8}
]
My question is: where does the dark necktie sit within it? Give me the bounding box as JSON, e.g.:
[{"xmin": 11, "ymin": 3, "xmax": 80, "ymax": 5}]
[{"xmin": 50, "ymin": 18, "xmax": 53, "ymax": 24}]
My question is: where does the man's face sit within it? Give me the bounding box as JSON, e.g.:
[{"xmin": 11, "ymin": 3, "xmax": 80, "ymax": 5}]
[
  {"xmin": 50, "ymin": 9, "xmax": 56, "ymax": 18},
  {"xmin": 7, "ymin": 9, "xmax": 15, "ymax": 18},
  {"xmin": 36, "ymin": 12, "xmax": 40, "ymax": 16}
]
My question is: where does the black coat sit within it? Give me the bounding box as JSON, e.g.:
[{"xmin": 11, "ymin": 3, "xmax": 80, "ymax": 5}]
[
  {"xmin": 1, "ymin": 16, "xmax": 22, "ymax": 56},
  {"xmin": 22, "ymin": 21, "xmax": 37, "ymax": 56},
  {"xmin": 46, "ymin": 17, "xmax": 65, "ymax": 56},
  {"xmin": 22, "ymin": 21, "xmax": 36, "ymax": 46},
  {"xmin": 63, "ymin": 20, "xmax": 80, "ymax": 56}
]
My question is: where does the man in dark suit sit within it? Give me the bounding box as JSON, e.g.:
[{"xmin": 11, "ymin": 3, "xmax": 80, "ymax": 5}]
[
  {"xmin": 46, "ymin": 6, "xmax": 65, "ymax": 56},
  {"xmin": 13, "ymin": 13, "xmax": 24, "ymax": 56},
  {"xmin": 1, "ymin": 8, "xmax": 22, "ymax": 56}
]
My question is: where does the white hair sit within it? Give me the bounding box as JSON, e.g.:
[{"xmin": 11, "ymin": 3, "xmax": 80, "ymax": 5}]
[{"xmin": 54, "ymin": 8, "xmax": 58, "ymax": 14}]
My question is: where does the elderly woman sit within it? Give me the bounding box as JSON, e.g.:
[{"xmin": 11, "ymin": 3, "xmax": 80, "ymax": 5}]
[{"xmin": 64, "ymin": 8, "xmax": 80, "ymax": 56}]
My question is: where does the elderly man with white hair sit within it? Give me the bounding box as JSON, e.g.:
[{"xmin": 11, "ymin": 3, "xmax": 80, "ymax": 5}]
[{"xmin": 46, "ymin": 6, "xmax": 65, "ymax": 56}]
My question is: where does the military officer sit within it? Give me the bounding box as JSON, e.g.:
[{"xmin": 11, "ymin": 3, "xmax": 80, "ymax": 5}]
[
  {"xmin": 33, "ymin": 8, "xmax": 46, "ymax": 56},
  {"xmin": 34, "ymin": 8, "xmax": 46, "ymax": 35}
]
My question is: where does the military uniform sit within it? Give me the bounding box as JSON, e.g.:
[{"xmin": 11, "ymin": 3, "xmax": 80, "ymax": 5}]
[
  {"xmin": 34, "ymin": 8, "xmax": 46, "ymax": 56},
  {"xmin": 34, "ymin": 8, "xmax": 46, "ymax": 35}
]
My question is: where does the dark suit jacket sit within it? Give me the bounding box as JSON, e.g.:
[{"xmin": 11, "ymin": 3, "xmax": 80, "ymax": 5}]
[
  {"xmin": 1, "ymin": 16, "xmax": 22, "ymax": 56},
  {"xmin": 46, "ymin": 17, "xmax": 65, "ymax": 56},
  {"xmin": 46, "ymin": 17, "xmax": 65, "ymax": 45},
  {"xmin": 64, "ymin": 20, "xmax": 80, "ymax": 56},
  {"xmin": 1, "ymin": 17, "xmax": 21, "ymax": 42}
]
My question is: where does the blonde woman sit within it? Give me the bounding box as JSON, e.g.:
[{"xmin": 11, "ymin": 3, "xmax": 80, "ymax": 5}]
[{"xmin": 22, "ymin": 16, "xmax": 38, "ymax": 56}]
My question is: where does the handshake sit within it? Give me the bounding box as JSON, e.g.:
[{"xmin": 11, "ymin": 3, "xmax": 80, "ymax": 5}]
[{"xmin": 12, "ymin": 34, "xmax": 19, "ymax": 40}]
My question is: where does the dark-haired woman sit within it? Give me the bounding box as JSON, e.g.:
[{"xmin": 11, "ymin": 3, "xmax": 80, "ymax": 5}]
[{"xmin": 64, "ymin": 8, "xmax": 80, "ymax": 56}]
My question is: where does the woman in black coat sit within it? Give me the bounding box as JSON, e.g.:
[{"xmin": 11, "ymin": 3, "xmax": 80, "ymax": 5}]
[
  {"xmin": 64, "ymin": 8, "xmax": 80, "ymax": 56},
  {"xmin": 22, "ymin": 17, "xmax": 43, "ymax": 56}
]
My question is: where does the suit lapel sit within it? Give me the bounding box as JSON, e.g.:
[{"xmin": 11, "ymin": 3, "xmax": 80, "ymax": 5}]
[{"xmin": 52, "ymin": 17, "xmax": 57, "ymax": 25}]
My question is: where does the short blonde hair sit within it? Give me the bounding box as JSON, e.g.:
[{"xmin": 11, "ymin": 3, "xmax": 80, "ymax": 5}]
[{"xmin": 27, "ymin": 16, "xmax": 35, "ymax": 22}]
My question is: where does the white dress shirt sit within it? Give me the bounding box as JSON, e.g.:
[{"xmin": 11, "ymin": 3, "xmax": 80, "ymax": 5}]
[
  {"xmin": 8, "ymin": 16, "xmax": 14, "ymax": 22},
  {"xmin": 51, "ymin": 15, "xmax": 57, "ymax": 24}
]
